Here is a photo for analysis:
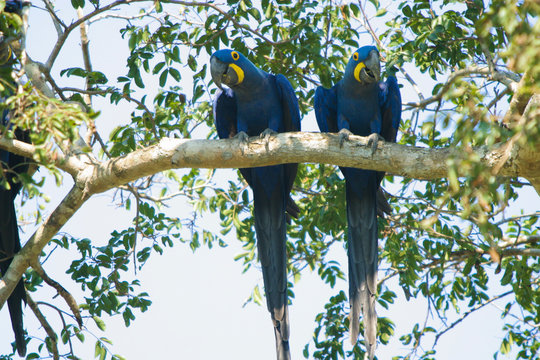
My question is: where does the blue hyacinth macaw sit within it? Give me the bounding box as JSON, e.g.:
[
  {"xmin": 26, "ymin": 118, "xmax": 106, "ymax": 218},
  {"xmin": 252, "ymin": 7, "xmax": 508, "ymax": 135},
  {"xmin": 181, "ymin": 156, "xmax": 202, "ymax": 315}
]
[
  {"xmin": 0, "ymin": 112, "xmax": 29, "ymax": 358},
  {"xmin": 4, "ymin": 0, "xmax": 30, "ymax": 12},
  {"xmin": 314, "ymin": 46, "xmax": 401, "ymax": 359},
  {"xmin": 1, "ymin": 2, "xmax": 31, "ymax": 356},
  {"xmin": 210, "ymin": 49, "xmax": 301, "ymax": 360}
]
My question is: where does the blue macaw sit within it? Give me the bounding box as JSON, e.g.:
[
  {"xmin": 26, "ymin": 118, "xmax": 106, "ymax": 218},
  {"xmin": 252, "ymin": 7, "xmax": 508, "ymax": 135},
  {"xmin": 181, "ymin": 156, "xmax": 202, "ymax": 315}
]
[
  {"xmin": 1, "ymin": 2, "xmax": 31, "ymax": 355},
  {"xmin": 0, "ymin": 115, "xmax": 29, "ymax": 357},
  {"xmin": 314, "ymin": 46, "xmax": 401, "ymax": 359},
  {"xmin": 4, "ymin": 0, "xmax": 31, "ymax": 12},
  {"xmin": 210, "ymin": 49, "xmax": 301, "ymax": 360}
]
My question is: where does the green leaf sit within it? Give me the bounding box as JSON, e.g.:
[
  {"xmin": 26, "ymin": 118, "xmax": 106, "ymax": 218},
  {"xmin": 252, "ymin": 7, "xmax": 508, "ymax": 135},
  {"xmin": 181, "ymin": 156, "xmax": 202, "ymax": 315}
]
[
  {"xmin": 159, "ymin": 69, "xmax": 168, "ymax": 87},
  {"xmin": 253, "ymin": 285, "xmax": 263, "ymax": 306},
  {"xmin": 94, "ymin": 340, "xmax": 104, "ymax": 359},
  {"xmin": 93, "ymin": 316, "xmax": 106, "ymax": 331},
  {"xmin": 169, "ymin": 67, "xmax": 181, "ymax": 82},
  {"xmin": 376, "ymin": 8, "xmax": 387, "ymax": 17},
  {"xmin": 71, "ymin": 0, "xmax": 85, "ymax": 9},
  {"xmin": 153, "ymin": 62, "xmax": 166, "ymax": 75},
  {"xmin": 187, "ymin": 55, "xmax": 197, "ymax": 71}
]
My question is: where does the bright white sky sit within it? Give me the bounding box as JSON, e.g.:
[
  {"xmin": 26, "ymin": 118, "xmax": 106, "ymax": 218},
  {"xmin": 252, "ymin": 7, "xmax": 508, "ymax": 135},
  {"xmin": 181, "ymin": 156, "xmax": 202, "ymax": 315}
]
[{"xmin": 1, "ymin": 2, "xmax": 536, "ymax": 359}]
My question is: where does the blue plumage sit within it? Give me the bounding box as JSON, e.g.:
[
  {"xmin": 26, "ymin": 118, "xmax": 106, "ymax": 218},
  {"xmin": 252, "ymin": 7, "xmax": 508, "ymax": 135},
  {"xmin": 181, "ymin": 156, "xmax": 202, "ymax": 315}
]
[
  {"xmin": 211, "ymin": 49, "xmax": 300, "ymax": 360},
  {"xmin": 1, "ymin": 3, "xmax": 31, "ymax": 355},
  {"xmin": 4, "ymin": 0, "xmax": 30, "ymax": 13},
  {"xmin": 314, "ymin": 45, "xmax": 401, "ymax": 359},
  {"xmin": 1, "ymin": 104, "xmax": 29, "ymax": 358}
]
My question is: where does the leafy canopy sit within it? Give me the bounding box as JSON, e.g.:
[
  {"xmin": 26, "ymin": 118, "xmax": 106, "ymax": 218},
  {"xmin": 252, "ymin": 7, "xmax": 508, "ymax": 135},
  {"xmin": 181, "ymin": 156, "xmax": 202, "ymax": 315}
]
[{"xmin": 0, "ymin": 0, "xmax": 538, "ymax": 359}]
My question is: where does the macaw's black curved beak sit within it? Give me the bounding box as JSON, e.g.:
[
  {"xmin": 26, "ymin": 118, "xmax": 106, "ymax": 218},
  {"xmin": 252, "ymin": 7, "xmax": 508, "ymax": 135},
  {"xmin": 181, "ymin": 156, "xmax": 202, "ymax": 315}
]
[
  {"xmin": 210, "ymin": 55, "xmax": 227, "ymax": 90},
  {"xmin": 210, "ymin": 55, "xmax": 241, "ymax": 90},
  {"xmin": 363, "ymin": 49, "xmax": 381, "ymax": 83}
]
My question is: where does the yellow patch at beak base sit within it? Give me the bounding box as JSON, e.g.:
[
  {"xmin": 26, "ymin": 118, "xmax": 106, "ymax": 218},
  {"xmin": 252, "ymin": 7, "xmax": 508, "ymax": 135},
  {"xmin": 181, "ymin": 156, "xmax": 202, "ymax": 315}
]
[
  {"xmin": 229, "ymin": 63, "xmax": 244, "ymax": 85},
  {"xmin": 354, "ymin": 62, "xmax": 366, "ymax": 82}
]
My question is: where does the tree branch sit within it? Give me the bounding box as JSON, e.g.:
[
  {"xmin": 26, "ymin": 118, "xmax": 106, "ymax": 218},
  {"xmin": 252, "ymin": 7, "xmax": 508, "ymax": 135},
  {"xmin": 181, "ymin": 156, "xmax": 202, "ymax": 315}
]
[
  {"xmin": 0, "ymin": 185, "xmax": 88, "ymax": 310},
  {"xmin": 88, "ymin": 5, "xmax": 156, "ymax": 24},
  {"xmin": 405, "ymin": 66, "xmax": 520, "ymax": 109},
  {"xmin": 42, "ymin": 0, "xmax": 67, "ymax": 34},
  {"xmin": 495, "ymin": 212, "xmax": 540, "ymax": 226},
  {"xmin": 76, "ymin": 7, "xmax": 100, "ymax": 149},
  {"xmin": 433, "ymin": 290, "xmax": 513, "ymax": 346},
  {"xmin": 2, "ymin": 132, "xmax": 538, "ymax": 193},
  {"xmin": 45, "ymin": 0, "xmax": 147, "ymax": 71},
  {"xmin": 166, "ymin": 0, "xmax": 300, "ymax": 46},
  {"xmin": 0, "ymin": 137, "xmax": 84, "ymax": 177},
  {"xmin": 33, "ymin": 262, "xmax": 83, "ymax": 327},
  {"xmin": 503, "ymin": 69, "xmax": 535, "ymax": 125},
  {"xmin": 1, "ymin": 132, "xmax": 539, "ymax": 309},
  {"xmin": 87, "ymin": 132, "xmax": 540, "ymax": 195},
  {"xmin": 26, "ymin": 294, "xmax": 60, "ymax": 360}
]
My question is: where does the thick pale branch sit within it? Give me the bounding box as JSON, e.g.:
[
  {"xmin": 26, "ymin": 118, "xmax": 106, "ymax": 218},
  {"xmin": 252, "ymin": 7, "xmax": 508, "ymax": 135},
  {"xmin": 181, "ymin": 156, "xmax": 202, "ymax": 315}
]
[
  {"xmin": 23, "ymin": 60, "xmax": 56, "ymax": 98},
  {"xmin": 0, "ymin": 186, "xmax": 88, "ymax": 309},
  {"xmin": 84, "ymin": 132, "xmax": 540, "ymax": 195},
  {"xmin": 503, "ymin": 70, "xmax": 535, "ymax": 125},
  {"xmin": 0, "ymin": 137, "xmax": 83, "ymax": 176},
  {"xmin": 1, "ymin": 132, "xmax": 539, "ymax": 309},
  {"xmin": 517, "ymin": 93, "xmax": 540, "ymax": 193}
]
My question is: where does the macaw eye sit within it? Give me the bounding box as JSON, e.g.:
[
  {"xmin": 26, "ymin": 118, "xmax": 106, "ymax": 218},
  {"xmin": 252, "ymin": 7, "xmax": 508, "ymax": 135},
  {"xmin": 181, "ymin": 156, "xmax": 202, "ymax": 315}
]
[
  {"xmin": 231, "ymin": 51, "xmax": 240, "ymax": 61},
  {"xmin": 353, "ymin": 52, "xmax": 359, "ymax": 61}
]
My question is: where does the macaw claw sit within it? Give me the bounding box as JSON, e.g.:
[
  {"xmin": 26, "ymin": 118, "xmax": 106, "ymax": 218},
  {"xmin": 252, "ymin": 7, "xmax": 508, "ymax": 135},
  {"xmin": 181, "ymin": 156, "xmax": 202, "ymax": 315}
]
[
  {"xmin": 234, "ymin": 131, "xmax": 249, "ymax": 143},
  {"xmin": 234, "ymin": 131, "xmax": 249, "ymax": 155},
  {"xmin": 366, "ymin": 132, "xmax": 384, "ymax": 156},
  {"xmin": 260, "ymin": 128, "xmax": 278, "ymax": 140},
  {"xmin": 261, "ymin": 128, "xmax": 277, "ymax": 150},
  {"xmin": 338, "ymin": 128, "xmax": 353, "ymax": 148}
]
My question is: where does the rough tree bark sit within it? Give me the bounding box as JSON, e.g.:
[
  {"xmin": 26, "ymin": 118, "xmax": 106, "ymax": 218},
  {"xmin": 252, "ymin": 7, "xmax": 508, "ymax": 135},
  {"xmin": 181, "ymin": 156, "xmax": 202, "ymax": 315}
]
[{"xmin": 1, "ymin": 126, "xmax": 539, "ymax": 309}]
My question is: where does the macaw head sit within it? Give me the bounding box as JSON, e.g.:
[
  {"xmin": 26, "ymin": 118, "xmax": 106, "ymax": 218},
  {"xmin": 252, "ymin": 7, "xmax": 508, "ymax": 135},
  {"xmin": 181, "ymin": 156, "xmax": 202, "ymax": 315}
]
[
  {"xmin": 345, "ymin": 46, "xmax": 381, "ymax": 85},
  {"xmin": 4, "ymin": 0, "xmax": 31, "ymax": 13},
  {"xmin": 210, "ymin": 49, "xmax": 258, "ymax": 90}
]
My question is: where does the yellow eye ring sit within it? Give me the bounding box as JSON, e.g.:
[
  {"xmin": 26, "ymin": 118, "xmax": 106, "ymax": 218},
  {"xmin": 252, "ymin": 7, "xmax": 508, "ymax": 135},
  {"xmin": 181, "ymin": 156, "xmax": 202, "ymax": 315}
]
[
  {"xmin": 353, "ymin": 52, "xmax": 359, "ymax": 61},
  {"xmin": 231, "ymin": 51, "xmax": 240, "ymax": 61}
]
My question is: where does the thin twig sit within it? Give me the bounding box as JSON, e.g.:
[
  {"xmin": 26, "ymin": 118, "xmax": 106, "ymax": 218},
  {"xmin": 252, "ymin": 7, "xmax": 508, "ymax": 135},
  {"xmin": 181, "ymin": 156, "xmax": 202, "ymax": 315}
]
[
  {"xmin": 60, "ymin": 87, "xmax": 113, "ymax": 95},
  {"xmin": 122, "ymin": 94, "xmax": 159, "ymax": 138},
  {"xmin": 35, "ymin": 66, "xmax": 67, "ymax": 100},
  {"xmin": 37, "ymin": 301, "xmax": 79, "ymax": 357},
  {"xmin": 88, "ymin": 5, "xmax": 156, "ymax": 24},
  {"xmin": 46, "ymin": 0, "xmax": 148, "ymax": 71},
  {"xmin": 495, "ymin": 212, "xmax": 540, "ymax": 226},
  {"xmin": 167, "ymin": 0, "xmax": 300, "ymax": 46},
  {"xmin": 122, "ymin": 184, "xmax": 142, "ymax": 274},
  {"xmin": 405, "ymin": 66, "xmax": 519, "ymax": 109},
  {"xmin": 117, "ymin": 182, "xmax": 211, "ymax": 202},
  {"xmin": 26, "ymin": 294, "xmax": 60, "ymax": 360},
  {"xmin": 33, "ymin": 262, "xmax": 83, "ymax": 327},
  {"xmin": 77, "ymin": 8, "xmax": 93, "ymax": 108},
  {"xmin": 433, "ymin": 290, "xmax": 513, "ymax": 346},
  {"xmin": 77, "ymin": 7, "xmax": 98, "ymax": 147},
  {"xmin": 487, "ymin": 87, "xmax": 510, "ymax": 112},
  {"xmin": 42, "ymin": 0, "xmax": 67, "ymax": 35}
]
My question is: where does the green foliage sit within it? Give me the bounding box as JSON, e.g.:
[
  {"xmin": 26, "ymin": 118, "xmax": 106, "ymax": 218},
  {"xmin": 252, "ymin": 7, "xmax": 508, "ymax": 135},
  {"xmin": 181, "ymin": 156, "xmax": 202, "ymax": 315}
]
[
  {"xmin": 0, "ymin": 7, "xmax": 23, "ymax": 77},
  {"xmin": 4, "ymin": 88, "xmax": 90, "ymax": 147},
  {"xmin": 1, "ymin": 0, "xmax": 539, "ymax": 359}
]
